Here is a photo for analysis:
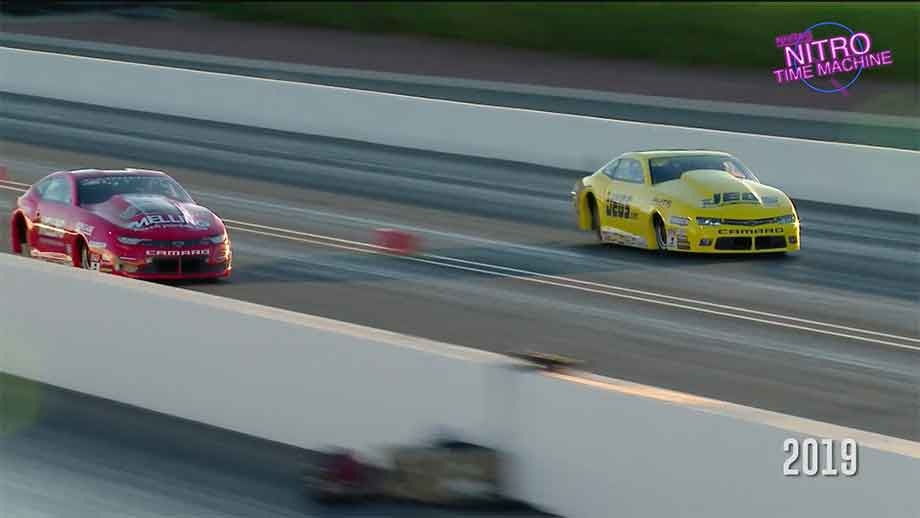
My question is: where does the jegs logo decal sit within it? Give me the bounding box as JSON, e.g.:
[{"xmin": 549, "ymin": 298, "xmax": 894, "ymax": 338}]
[
  {"xmin": 606, "ymin": 193, "xmax": 636, "ymax": 219},
  {"xmin": 700, "ymin": 192, "xmax": 761, "ymax": 207}
]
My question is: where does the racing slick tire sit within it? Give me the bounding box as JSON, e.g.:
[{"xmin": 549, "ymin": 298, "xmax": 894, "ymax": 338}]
[
  {"xmin": 589, "ymin": 197, "xmax": 602, "ymax": 242},
  {"xmin": 653, "ymin": 215, "xmax": 668, "ymax": 254},
  {"xmin": 11, "ymin": 215, "xmax": 30, "ymax": 257},
  {"xmin": 78, "ymin": 241, "xmax": 94, "ymax": 270}
]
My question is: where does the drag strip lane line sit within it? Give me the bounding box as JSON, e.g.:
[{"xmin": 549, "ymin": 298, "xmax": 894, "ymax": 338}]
[
  {"xmin": 226, "ymin": 223, "xmax": 920, "ymax": 352},
  {"xmin": 224, "ymin": 218, "xmax": 393, "ymax": 252},
  {"xmin": 226, "ymin": 224, "xmax": 392, "ymax": 257},
  {"xmin": 424, "ymin": 253, "xmax": 920, "ymax": 344},
  {"xmin": 226, "ymin": 218, "xmax": 920, "ymax": 346},
  {"xmin": 0, "ymin": 184, "xmax": 27, "ymax": 194},
  {"xmin": 0, "ymin": 179, "xmax": 31, "ymax": 188},
  {"xmin": 198, "ymin": 191, "xmax": 589, "ymax": 261}
]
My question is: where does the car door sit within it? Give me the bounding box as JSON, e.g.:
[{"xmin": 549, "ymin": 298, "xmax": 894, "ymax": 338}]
[
  {"xmin": 600, "ymin": 158, "xmax": 647, "ymax": 246},
  {"xmin": 32, "ymin": 175, "xmax": 75, "ymax": 261}
]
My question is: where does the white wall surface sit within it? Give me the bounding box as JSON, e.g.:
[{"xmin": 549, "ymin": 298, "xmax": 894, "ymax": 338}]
[
  {"xmin": 0, "ymin": 254, "xmax": 503, "ymax": 459},
  {"xmin": 2, "ymin": 48, "xmax": 917, "ymax": 214},
  {"xmin": 1, "ymin": 255, "xmax": 919, "ymax": 518},
  {"xmin": 502, "ymin": 372, "xmax": 920, "ymax": 518}
]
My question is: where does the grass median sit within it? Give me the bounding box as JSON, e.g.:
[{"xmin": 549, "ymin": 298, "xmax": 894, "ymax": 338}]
[{"xmin": 200, "ymin": 2, "xmax": 917, "ymax": 82}]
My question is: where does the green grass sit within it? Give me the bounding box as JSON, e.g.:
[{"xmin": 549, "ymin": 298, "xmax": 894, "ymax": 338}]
[{"xmin": 198, "ymin": 2, "xmax": 917, "ymax": 82}]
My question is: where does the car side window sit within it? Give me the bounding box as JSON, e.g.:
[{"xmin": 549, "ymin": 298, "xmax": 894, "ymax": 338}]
[
  {"xmin": 32, "ymin": 178, "xmax": 52, "ymax": 198},
  {"xmin": 42, "ymin": 177, "xmax": 73, "ymax": 205},
  {"xmin": 601, "ymin": 160, "xmax": 619, "ymax": 178},
  {"xmin": 612, "ymin": 159, "xmax": 645, "ymax": 184}
]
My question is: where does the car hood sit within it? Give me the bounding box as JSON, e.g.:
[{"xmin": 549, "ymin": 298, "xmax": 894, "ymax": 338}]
[
  {"xmin": 654, "ymin": 170, "xmax": 792, "ymax": 213},
  {"xmin": 85, "ymin": 194, "xmax": 221, "ymax": 236}
]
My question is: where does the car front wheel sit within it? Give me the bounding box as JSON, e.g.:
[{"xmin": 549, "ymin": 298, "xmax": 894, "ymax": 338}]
[
  {"xmin": 654, "ymin": 217, "xmax": 668, "ymax": 253},
  {"xmin": 590, "ymin": 199, "xmax": 603, "ymax": 242}
]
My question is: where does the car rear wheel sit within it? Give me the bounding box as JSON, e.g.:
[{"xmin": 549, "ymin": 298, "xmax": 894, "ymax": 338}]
[
  {"xmin": 79, "ymin": 243, "xmax": 93, "ymax": 270},
  {"xmin": 11, "ymin": 215, "xmax": 29, "ymax": 257}
]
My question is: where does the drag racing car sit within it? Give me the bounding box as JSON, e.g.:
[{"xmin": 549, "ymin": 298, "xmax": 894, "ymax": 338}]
[
  {"xmin": 9, "ymin": 168, "xmax": 232, "ymax": 279},
  {"xmin": 571, "ymin": 150, "xmax": 800, "ymax": 253}
]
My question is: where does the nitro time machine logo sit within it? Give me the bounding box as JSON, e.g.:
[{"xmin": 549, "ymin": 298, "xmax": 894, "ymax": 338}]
[{"xmin": 772, "ymin": 22, "xmax": 893, "ymax": 93}]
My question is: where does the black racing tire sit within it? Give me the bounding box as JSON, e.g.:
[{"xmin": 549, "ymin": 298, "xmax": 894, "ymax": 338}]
[
  {"xmin": 589, "ymin": 198, "xmax": 602, "ymax": 242},
  {"xmin": 653, "ymin": 216, "xmax": 668, "ymax": 253},
  {"xmin": 79, "ymin": 242, "xmax": 93, "ymax": 270},
  {"xmin": 11, "ymin": 216, "xmax": 29, "ymax": 257}
]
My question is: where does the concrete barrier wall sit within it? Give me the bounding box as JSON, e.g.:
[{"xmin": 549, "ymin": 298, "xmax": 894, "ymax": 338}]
[
  {"xmin": 0, "ymin": 254, "xmax": 502, "ymax": 461},
  {"xmin": 504, "ymin": 372, "xmax": 920, "ymax": 518},
  {"xmin": 1, "ymin": 48, "xmax": 917, "ymax": 214},
  {"xmin": 2, "ymin": 255, "xmax": 919, "ymax": 518}
]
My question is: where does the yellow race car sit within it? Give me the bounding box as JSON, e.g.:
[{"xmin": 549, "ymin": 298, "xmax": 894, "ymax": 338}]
[{"xmin": 571, "ymin": 150, "xmax": 801, "ymax": 253}]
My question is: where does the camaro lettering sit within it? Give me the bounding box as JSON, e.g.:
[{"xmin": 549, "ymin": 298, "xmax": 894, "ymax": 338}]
[
  {"xmin": 145, "ymin": 249, "xmax": 210, "ymax": 256},
  {"xmin": 717, "ymin": 228, "xmax": 784, "ymax": 235}
]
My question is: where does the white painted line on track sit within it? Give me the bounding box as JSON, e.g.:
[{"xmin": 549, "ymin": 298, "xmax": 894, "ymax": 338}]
[
  {"xmin": 0, "ymin": 184, "xmax": 27, "ymax": 193},
  {"xmin": 195, "ymin": 190, "xmax": 588, "ymax": 261},
  {"xmin": 225, "ymin": 220, "xmax": 920, "ymax": 352},
  {"xmin": 0, "ymin": 179, "xmax": 31, "ymax": 187}
]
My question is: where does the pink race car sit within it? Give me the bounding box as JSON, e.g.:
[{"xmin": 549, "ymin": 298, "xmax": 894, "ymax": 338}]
[{"xmin": 10, "ymin": 168, "xmax": 232, "ymax": 280}]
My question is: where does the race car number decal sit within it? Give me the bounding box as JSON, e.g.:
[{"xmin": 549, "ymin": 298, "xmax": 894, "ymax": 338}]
[{"xmin": 606, "ymin": 193, "xmax": 635, "ymax": 219}]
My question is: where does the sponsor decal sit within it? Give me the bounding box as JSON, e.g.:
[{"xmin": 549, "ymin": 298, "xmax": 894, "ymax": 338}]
[
  {"xmin": 667, "ymin": 228, "xmax": 690, "ymax": 250},
  {"xmin": 600, "ymin": 226, "xmax": 648, "ymax": 248},
  {"xmin": 129, "ymin": 213, "xmax": 188, "ymax": 229},
  {"xmin": 75, "ymin": 222, "xmax": 95, "ymax": 235},
  {"xmin": 88, "ymin": 241, "xmax": 107, "ymax": 250},
  {"xmin": 718, "ymin": 227, "xmax": 784, "ymax": 235},
  {"xmin": 773, "ymin": 22, "xmax": 893, "ymax": 94},
  {"xmin": 37, "ymin": 226, "xmax": 64, "ymax": 239},
  {"xmin": 42, "ymin": 216, "xmax": 67, "ymax": 229},
  {"xmin": 145, "ymin": 249, "xmax": 210, "ymax": 257},
  {"xmin": 653, "ymin": 197, "xmax": 672, "ymax": 208},
  {"xmin": 700, "ymin": 192, "xmax": 761, "ymax": 207},
  {"xmin": 605, "ymin": 193, "xmax": 637, "ymax": 220},
  {"xmin": 126, "ymin": 212, "xmax": 211, "ymax": 230}
]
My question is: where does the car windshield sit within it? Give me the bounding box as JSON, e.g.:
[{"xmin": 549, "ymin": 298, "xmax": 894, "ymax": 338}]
[
  {"xmin": 648, "ymin": 155, "xmax": 758, "ymax": 184},
  {"xmin": 77, "ymin": 175, "xmax": 193, "ymax": 205}
]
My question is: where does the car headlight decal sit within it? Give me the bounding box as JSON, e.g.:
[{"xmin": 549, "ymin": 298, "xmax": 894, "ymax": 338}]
[
  {"xmin": 774, "ymin": 214, "xmax": 796, "ymax": 224},
  {"xmin": 669, "ymin": 215, "xmax": 690, "ymax": 226},
  {"xmin": 207, "ymin": 233, "xmax": 228, "ymax": 244},
  {"xmin": 696, "ymin": 217, "xmax": 722, "ymax": 226}
]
